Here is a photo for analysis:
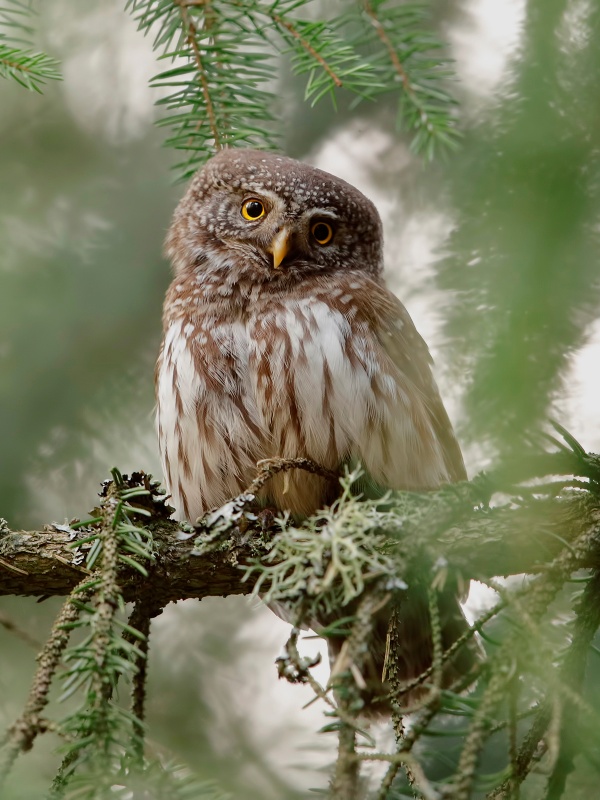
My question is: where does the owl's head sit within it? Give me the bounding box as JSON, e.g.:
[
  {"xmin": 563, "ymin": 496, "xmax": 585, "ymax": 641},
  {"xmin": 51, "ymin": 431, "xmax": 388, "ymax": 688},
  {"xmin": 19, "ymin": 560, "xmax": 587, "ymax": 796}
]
[{"xmin": 166, "ymin": 149, "xmax": 383, "ymax": 279}]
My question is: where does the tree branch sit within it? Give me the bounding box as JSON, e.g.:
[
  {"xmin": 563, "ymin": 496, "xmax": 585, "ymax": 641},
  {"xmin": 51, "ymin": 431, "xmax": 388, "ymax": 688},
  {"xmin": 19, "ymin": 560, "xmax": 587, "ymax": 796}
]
[{"xmin": 1, "ymin": 482, "xmax": 599, "ymax": 602}]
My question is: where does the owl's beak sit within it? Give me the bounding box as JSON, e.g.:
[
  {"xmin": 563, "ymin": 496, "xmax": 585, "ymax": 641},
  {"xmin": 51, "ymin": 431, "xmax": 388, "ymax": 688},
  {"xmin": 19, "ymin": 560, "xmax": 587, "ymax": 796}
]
[{"xmin": 268, "ymin": 228, "xmax": 291, "ymax": 269}]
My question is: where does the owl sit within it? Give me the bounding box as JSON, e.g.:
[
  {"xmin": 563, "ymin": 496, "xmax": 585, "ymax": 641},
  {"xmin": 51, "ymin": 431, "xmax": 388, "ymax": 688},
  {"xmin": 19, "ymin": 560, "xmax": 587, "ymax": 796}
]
[{"xmin": 156, "ymin": 149, "xmax": 474, "ymax": 705}]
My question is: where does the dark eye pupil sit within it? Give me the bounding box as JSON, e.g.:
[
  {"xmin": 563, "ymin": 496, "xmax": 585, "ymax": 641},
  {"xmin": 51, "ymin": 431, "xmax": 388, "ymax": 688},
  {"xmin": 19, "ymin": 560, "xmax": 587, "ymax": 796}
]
[
  {"xmin": 313, "ymin": 223, "xmax": 330, "ymax": 242},
  {"xmin": 246, "ymin": 201, "xmax": 263, "ymax": 218}
]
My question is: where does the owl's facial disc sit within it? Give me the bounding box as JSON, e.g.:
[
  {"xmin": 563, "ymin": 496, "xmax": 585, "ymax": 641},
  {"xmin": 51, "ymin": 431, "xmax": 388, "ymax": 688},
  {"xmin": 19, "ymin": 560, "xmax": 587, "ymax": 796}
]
[{"xmin": 235, "ymin": 189, "xmax": 342, "ymax": 272}]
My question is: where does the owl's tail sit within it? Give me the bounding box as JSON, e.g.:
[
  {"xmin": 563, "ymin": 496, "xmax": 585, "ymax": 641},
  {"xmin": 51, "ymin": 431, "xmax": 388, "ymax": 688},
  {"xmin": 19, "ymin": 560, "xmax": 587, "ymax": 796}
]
[{"xmin": 326, "ymin": 581, "xmax": 479, "ymax": 715}]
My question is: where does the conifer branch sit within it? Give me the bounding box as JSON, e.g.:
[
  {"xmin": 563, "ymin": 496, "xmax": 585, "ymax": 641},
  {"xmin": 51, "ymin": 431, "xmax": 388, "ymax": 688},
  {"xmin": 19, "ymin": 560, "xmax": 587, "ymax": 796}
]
[
  {"xmin": 0, "ymin": 1, "xmax": 61, "ymax": 91},
  {"xmin": 126, "ymin": 0, "xmax": 460, "ymax": 179},
  {"xmin": 173, "ymin": 0, "xmax": 222, "ymax": 150},
  {"xmin": 270, "ymin": 12, "xmax": 343, "ymax": 89},
  {"xmin": 0, "ymin": 578, "xmax": 93, "ymax": 789},
  {"xmin": 1, "ymin": 469, "xmax": 599, "ymax": 602}
]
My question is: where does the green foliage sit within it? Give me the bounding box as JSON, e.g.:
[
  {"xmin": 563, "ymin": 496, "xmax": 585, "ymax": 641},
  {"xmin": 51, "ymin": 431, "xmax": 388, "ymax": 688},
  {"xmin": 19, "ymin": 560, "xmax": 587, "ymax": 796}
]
[
  {"xmin": 126, "ymin": 0, "xmax": 460, "ymax": 179},
  {"xmin": 0, "ymin": 472, "xmax": 226, "ymax": 800},
  {"xmin": 55, "ymin": 471, "xmax": 155, "ymax": 793},
  {"xmin": 127, "ymin": 0, "xmax": 279, "ymax": 181},
  {"xmin": 437, "ymin": 3, "xmax": 600, "ymax": 453},
  {"xmin": 351, "ymin": 0, "xmax": 461, "ymax": 158},
  {"xmin": 0, "ymin": 0, "xmax": 459, "ymax": 172},
  {"xmin": 0, "ymin": 1, "xmax": 60, "ymax": 91}
]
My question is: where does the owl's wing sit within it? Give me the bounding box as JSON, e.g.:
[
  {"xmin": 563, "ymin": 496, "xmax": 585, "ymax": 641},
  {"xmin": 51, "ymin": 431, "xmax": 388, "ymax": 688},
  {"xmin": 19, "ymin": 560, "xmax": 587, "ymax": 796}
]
[
  {"xmin": 327, "ymin": 280, "xmax": 476, "ymax": 711},
  {"xmin": 375, "ymin": 290, "xmax": 467, "ymax": 484},
  {"xmin": 344, "ymin": 279, "xmax": 466, "ymax": 492}
]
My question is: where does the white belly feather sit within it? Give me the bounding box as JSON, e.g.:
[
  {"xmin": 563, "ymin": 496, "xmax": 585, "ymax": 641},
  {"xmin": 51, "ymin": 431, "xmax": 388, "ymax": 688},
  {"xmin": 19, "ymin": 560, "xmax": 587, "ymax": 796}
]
[{"xmin": 156, "ymin": 298, "xmax": 449, "ymax": 522}]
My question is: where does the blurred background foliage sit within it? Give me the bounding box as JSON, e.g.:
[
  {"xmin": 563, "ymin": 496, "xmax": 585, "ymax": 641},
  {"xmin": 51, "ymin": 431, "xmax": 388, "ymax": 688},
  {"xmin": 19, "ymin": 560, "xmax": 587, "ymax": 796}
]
[{"xmin": 1, "ymin": 0, "xmax": 599, "ymax": 798}]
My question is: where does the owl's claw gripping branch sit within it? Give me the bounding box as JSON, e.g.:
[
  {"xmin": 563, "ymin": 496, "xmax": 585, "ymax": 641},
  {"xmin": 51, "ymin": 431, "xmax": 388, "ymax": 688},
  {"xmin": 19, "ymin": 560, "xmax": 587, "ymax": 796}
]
[{"xmin": 249, "ymin": 457, "xmax": 339, "ymax": 495}]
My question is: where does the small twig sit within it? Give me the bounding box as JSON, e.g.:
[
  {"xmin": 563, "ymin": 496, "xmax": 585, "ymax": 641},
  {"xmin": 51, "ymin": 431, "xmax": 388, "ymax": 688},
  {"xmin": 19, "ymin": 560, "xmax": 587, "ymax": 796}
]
[
  {"xmin": 454, "ymin": 665, "xmax": 510, "ymax": 800},
  {"xmin": 508, "ymin": 674, "xmax": 520, "ymax": 799},
  {"xmin": 361, "ymin": 752, "xmax": 438, "ymax": 800},
  {"xmin": 390, "ymin": 597, "xmax": 504, "ymax": 706},
  {"xmin": 125, "ymin": 597, "xmax": 158, "ymax": 766},
  {"xmin": 270, "ymin": 13, "xmax": 343, "ymax": 87},
  {"xmin": 0, "ymin": 577, "xmax": 93, "ymax": 787},
  {"xmin": 173, "ymin": 0, "xmax": 222, "ymax": 149},
  {"xmin": 330, "ymin": 589, "xmax": 384, "ymax": 799},
  {"xmin": 46, "ymin": 750, "xmax": 78, "ymax": 800},
  {"xmin": 377, "ymin": 697, "xmax": 446, "ymax": 800},
  {"xmin": 428, "ymin": 586, "xmax": 444, "ymax": 696},
  {"xmin": 283, "ymin": 627, "xmax": 336, "ymax": 710},
  {"xmin": 377, "ymin": 755, "xmax": 401, "ymax": 800},
  {"xmin": 378, "ymin": 700, "xmax": 405, "ymax": 798},
  {"xmin": 284, "ymin": 628, "xmax": 371, "ymax": 737},
  {"xmin": 487, "ymin": 704, "xmax": 551, "ymax": 800},
  {"xmin": 87, "ymin": 500, "xmax": 122, "ymax": 768},
  {"xmin": 362, "ymin": 1, "xmax": 413, "ymax": 96},
  {"xmin": 488, "ymin": 707, "xmax": 537, "ymax": 736},
  {"xmin": 0, "ymin": 556, "xmax": 28, "ymax": 575}
]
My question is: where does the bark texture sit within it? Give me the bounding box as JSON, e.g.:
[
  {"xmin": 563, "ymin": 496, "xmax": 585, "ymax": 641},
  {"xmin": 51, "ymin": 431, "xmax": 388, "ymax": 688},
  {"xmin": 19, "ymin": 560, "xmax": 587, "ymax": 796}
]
[{"xmin": 1, "ymin": 490, "xmax": 599, "ymax": 603}]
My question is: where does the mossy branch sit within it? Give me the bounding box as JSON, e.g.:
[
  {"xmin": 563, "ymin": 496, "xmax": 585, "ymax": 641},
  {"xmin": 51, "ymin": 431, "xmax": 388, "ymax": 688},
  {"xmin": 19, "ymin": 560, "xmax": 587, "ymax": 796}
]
[{"xmin": 0, "ymin": 475, "xmax": 598, "ymax": 604}]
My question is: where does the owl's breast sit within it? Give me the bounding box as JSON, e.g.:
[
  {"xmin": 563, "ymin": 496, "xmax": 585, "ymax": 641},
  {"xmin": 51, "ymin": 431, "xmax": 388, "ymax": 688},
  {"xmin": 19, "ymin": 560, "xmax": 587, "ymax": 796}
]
[
  {"xmin": 245, "ymin": 295, "xmax": 382, "ymax": 514},
  {"xmin": 156, "ymin": 292, "xmax": 366, "ymax": 520},
  {"xmin": 157, "ymin": 285, "xmax": 450, "ymax": 522},
  {"xmin": 246, "ymin": 289, "xmax": 451, "ymax": 512},
  {"xmin": 156, "ymin": 311, "xmax": 267, "ymax": 520}
]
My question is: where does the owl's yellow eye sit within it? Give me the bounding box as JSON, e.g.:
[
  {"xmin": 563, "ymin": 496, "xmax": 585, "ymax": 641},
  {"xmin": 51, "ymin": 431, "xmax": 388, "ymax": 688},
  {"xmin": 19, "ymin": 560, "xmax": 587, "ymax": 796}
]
[
  {"xmin": 311, "ymin": 221, "xmax": 333, "ymax": 245},
  {"xmin": 241, "ymin": 198, "xmax": 266, "ymax": 221}
]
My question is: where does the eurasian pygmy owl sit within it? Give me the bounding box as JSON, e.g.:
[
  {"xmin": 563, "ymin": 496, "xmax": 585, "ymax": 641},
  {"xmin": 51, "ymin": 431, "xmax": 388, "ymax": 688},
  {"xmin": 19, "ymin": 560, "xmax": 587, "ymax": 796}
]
[{"xmin": 156, "ymin": 149, "xmax": 473, "ymax": 704}]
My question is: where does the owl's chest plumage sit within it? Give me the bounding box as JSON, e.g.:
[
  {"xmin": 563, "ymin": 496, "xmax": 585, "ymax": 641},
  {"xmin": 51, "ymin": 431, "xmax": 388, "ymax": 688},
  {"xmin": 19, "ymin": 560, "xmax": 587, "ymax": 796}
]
[
  {"xmin": 156, "ymin": 274, "xmax": 367, "ymax": 519},
  {"xmin": 156, "ymin": 268, "xmax": 450, "ymax": 522}
]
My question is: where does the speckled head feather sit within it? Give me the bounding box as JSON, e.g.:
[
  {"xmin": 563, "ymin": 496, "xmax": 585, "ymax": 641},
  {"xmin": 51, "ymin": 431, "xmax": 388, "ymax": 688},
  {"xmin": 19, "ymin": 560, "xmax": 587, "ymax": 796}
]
[{"xmin": 165, "ymin": 148, "xmax": 384, "ymax": 278}]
